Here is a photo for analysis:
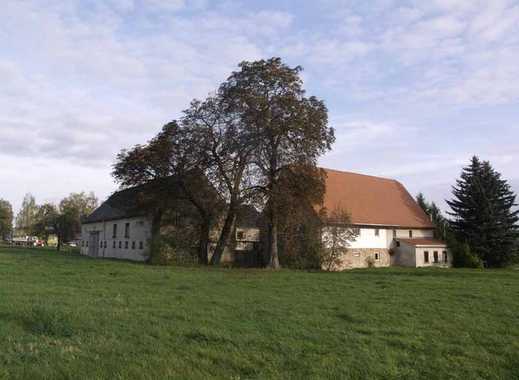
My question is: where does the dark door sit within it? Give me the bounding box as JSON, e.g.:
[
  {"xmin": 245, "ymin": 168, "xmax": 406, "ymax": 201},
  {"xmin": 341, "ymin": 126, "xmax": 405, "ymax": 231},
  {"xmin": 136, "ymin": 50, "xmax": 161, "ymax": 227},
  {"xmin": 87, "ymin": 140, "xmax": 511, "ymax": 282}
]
[{"xmin": 88, "ymin": 232, "xmax": 99, "ymax": 257}]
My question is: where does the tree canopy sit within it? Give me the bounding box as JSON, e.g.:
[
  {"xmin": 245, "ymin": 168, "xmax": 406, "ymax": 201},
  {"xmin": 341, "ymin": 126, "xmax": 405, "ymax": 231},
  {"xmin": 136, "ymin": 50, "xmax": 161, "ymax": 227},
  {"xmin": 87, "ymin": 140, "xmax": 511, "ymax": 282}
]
[
  {"xmin": 0, "ymin": 199, "xmax": 13, "ymax": 240},
  {"xmin": 220, "ymin": 58, "xmax": 335, "ymax": 268}
]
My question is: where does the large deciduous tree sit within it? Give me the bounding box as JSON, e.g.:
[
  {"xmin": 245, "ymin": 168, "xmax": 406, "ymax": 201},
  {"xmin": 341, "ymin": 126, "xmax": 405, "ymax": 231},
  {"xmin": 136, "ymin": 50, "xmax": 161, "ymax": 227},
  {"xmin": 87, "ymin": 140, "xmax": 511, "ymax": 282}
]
[
  {"xmin": 181, "ymin": 95, "xmax": 255, "ymax": 265},
  {"xmin": 221, "ymin": 58, "xmax": 335, "ymax": 269},
  {"xmin": 447, "ymin": 156, "xmax": 519, "ymax": 267},
  {"xmin": 113, "ymin": 121, "xmax": 220, "ymax": 264},
  {"xmin": 0, "ymin": 199, "xmax": 13, "ymax": 241}
]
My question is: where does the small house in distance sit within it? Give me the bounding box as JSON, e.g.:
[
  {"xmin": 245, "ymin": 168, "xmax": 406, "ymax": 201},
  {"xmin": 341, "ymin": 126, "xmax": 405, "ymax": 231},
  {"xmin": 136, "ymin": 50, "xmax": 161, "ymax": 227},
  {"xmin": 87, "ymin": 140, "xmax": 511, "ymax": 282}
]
[{"xmin": 319, "ymin": 168, "xmax": 450, "ymax": 269}]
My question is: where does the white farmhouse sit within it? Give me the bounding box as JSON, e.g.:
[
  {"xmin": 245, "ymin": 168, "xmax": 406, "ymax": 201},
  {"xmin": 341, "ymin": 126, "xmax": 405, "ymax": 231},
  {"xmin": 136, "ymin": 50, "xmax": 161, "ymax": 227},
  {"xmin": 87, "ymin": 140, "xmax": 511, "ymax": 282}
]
[
  {"xmin": 319, "ymin": 168, "xmax": 450, "ymax": 269},
  {"xmin": 80, "ymin": 187, "xmax": 152, "ymax": 261}
]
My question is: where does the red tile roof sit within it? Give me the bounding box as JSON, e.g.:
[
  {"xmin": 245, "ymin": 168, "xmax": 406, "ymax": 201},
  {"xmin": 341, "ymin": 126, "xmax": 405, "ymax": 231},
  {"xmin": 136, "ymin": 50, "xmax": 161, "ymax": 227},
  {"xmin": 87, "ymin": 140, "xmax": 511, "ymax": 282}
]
[
  {"xmin": 319, "ymin": 168, "xmax": 434, "ymax": 228},
  {"xmin": 397, "ymin": 238, "xmax": 447, "ymax": 247}
]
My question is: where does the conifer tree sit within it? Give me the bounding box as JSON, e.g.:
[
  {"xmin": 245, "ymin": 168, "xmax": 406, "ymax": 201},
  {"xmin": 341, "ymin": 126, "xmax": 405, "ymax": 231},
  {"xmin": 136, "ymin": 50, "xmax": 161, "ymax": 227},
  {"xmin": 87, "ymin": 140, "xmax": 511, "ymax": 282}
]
[
  {"xmin": 415, "ymin": 193, "xmax": 449, "ymax": 240},
  {"xmin": 447, "ymin": 156, "xmax": 519, "ymax": 267}
]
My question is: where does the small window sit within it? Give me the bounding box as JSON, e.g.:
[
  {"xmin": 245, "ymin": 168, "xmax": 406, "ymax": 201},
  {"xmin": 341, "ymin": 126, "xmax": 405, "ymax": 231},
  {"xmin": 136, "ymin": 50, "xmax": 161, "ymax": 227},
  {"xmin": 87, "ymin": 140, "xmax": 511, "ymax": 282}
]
[
  {"xmin": 81, "ymin": 241, "xmax": 84, "ymax": 247},
  {"xmin": 132, "ymin": 241, "xmax": 136, "ymax": 250},
  {"xmin": 125, "ymin": 241, "xmax": 129, "ymax": 249},
  {"xmin": 409, "ymin": 230, "xmax": 413, "ymax": 238},
  {"xmin": 375, "ymin": 229, "xmax": 380, "ymax": 237},
  {"xmin": 86, "ymin": 241, "xmax": 89, "ymax": 247},
  {"xmin": 236, "ymin": 230, "xmax": 245, "ymax": 241},
  {"xmin": 443, "ymin": 251, "xmax": 448, "ymax": 263},
  {"xmin": 119, "ymin": 241, "xmax": 122, "ymax": 249},
  {"xmin": 125, "ymin": 223, "xmax": 130, "ymax": 238},
  {"xmin": 424, "ymin": 251, "xmax": 429, "ymax": 263},
  {"xmin": 112, "ymin": 224, "xmax": 118, "ymax": 239},
  {"xmin": 375, "ymin": 253, "xmax": 380, "ymax": 260},
  {"xmin": 139, "ymin": 241, "xmax": 144, "ymax": 250},
  {"xmin": 113, "ymin": 241, "xmax": 116, "ymax": 249},
  {"xmin": 100, "ymin": 241, "xmax": 103, "ymax": 248},
  {"xmin": 433, "ymin": 251, "xmax": 439, "ymax": 263}
]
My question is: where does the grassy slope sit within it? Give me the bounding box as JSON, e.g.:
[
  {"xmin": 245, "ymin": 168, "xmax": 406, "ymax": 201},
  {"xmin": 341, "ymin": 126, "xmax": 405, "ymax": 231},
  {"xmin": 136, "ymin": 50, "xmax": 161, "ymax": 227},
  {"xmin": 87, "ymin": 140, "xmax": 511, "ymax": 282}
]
[{"xmin": 0, "ymin": 248, "xmax": 518, "ymax": 380}]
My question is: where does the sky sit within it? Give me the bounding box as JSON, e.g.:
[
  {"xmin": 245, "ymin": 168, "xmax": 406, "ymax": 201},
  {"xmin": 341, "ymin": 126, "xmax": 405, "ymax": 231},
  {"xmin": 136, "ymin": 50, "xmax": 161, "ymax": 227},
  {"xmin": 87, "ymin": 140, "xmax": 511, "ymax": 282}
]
[{"xmin": 1, "ymin": 0, "xmax": 518, "ymax": 215}]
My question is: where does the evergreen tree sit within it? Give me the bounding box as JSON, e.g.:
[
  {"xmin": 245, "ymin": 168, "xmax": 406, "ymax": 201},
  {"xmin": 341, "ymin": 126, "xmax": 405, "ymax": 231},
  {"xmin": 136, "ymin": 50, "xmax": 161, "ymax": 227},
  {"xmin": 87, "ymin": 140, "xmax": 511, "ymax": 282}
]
[
  {"xmin": 416, "ymin": 193, "xmax": 429, "ymax": 214},
  {"xmin": 447, "ymin": 156, "xmax": 519, "ymax": 267},
  {"xmin": 415, "ymin": 193, "xmax": 449, "ymax": 240}
]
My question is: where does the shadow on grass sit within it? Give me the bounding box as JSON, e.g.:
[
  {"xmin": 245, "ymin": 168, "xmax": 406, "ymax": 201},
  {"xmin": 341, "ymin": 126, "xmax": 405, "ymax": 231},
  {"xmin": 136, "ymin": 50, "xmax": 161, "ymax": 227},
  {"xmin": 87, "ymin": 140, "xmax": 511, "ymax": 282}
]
[
  {"xmin": 184, "ymin": 330, "xmax": 233, "ymax": 346},
  {"xmin": 21, "ymin": 305, "xmax": 78, "ymax": 338}
]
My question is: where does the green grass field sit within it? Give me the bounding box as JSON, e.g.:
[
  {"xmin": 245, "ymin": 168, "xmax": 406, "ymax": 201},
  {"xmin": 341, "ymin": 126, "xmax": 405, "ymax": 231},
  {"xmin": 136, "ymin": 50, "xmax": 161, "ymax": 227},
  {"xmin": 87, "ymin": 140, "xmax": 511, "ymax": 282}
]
[{"xmin": 1, "ymin": 247, "xmax": 518, "ymax": 379}]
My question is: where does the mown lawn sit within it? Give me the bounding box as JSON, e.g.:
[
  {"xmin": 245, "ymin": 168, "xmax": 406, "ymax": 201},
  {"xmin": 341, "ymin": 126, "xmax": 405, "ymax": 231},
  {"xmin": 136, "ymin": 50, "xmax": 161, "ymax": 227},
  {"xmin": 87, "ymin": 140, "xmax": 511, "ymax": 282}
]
[{"xmin": 0, "ymin": 247, "xmax": 518, "ymax": 379}]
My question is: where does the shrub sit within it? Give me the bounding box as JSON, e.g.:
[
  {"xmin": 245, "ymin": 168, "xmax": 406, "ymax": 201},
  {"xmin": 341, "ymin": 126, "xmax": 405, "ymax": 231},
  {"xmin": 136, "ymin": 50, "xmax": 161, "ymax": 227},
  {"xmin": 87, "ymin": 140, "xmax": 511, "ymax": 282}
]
[
  {"xmin": 449, "ymin": 238, "xmax": 483, "ymax": 268},
  {"xmin": 149, "ymin": 234, "xmax": 198, "ymax": 266}
]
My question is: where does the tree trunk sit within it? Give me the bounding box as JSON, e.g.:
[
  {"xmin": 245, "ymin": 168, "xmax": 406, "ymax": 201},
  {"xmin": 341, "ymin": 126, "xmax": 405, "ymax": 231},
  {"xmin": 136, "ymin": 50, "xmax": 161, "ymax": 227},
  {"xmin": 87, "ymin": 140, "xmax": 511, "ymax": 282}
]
[
  {"xmin": 198, "ymin": 219, "xmax": 210, "ymax": 265},
  {"xmin": 211, "ymin": 204, "xmax": 237, "ymax": 265},
  {"xmin": 148, "ymin": 211, "xmax": 163, "ymax": 263},
  {"xmin": 267, "ymin": 207, "xmax": 280, "ymax": 269},
  {"xmin": 57, "ymin": 234, "xmax": 62, "ymax": 252}
]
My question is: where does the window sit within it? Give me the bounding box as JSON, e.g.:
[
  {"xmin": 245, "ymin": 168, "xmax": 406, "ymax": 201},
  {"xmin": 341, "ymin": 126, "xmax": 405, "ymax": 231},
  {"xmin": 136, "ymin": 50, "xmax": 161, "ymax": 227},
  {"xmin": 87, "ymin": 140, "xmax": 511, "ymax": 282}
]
[
  {"xmin": 375, "ymin": 253, "xmax": 380, "ymax": 260},
  {"xmin": 132, "ymin": 241, "xmax": 136, "ymax": 250},
  {"xmin": 113, "ymin": 241, "xmax": 116, "ymax": 249},
  {"xmin": 125, "ymin": 223, "xmax": 130, "ymax": 238},
  {"xmin": 443, "ymin": 251, "xmax": 448, "ymax": 263},
  {"xmin": 139, "ymin": 241, "xmax": 144, "ymax": 250},
  {"xmin": 125, "ymin": 241, "xmax": 129, "ymax": 249},
  {"xmin": 86, "ymin": 241, "xmax": 89, "ymax": 247},
  {"xmin": 119, "ymin": 241, "xmax": 122, "ymax": 249},
  {"xmin": 375, "ymin": 229, "xmax": 380, "ymax": 237},
  {"xmin": 236, "ymin": 230, "xmax": 245, "ymax": 241},
  {"xmin": 81, "ymin": 241, "xmax": 84, "ymax": 247},
  {"xmin": 433, "ymin": 251, "xmax": 439, "ymax": 263},
  {"xmin": 409, "ymin": 230, "xmax": 413, "ymax": 238},
  {"xmin": 100, "ymin": 241, "xmax": 103, "ymax": 248},
  {"xmin": 424, "ymin": 251, "xmax": 429, "ymax": 263},
  {"xmin": 112, "ymin": 224, "xmax": 118, "ymax": 238}
]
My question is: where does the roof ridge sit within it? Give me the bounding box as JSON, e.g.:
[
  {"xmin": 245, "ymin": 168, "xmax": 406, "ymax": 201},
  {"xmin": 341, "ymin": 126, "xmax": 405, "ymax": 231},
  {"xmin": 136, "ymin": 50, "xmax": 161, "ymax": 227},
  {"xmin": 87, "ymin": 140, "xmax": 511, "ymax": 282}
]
[{"xmin": 320, "ymin": 167, "xmax": 397, "ymax": 183}]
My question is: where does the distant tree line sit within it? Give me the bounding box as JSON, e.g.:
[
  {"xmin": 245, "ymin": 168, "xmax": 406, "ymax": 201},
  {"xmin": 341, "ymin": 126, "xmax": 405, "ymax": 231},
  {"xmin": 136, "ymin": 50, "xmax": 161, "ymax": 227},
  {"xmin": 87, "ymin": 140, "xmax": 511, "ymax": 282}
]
[
  {"xmin": 417, "ymin": 156, "xmax": 519, "ymax": 268},
  {"xmin": 13, "ymin": 192, "xmax": 98, "ymax": 251}
]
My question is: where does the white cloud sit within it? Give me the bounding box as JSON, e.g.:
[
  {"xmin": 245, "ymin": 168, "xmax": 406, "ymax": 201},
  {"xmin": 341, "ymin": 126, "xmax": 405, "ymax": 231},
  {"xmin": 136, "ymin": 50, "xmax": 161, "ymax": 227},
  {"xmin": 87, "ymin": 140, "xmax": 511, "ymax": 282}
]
[{"xmin": 142, "ymin": 0, "xmax": 185, "ymax": 11}]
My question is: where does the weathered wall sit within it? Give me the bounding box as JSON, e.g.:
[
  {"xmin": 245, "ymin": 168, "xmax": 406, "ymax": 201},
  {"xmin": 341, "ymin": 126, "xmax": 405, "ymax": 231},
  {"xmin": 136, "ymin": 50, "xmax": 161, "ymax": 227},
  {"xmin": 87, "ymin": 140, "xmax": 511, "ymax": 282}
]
[
  {"xmin": 80, "ymin": 217, "xmax": 152, "ymax": 262},
  {"xmin": 392, "ymin": 243, "xmax": 416, "ymax": 267},
  {"xmin": 415, "ymin": 246, "xmax": 451, "ymax": 267}
]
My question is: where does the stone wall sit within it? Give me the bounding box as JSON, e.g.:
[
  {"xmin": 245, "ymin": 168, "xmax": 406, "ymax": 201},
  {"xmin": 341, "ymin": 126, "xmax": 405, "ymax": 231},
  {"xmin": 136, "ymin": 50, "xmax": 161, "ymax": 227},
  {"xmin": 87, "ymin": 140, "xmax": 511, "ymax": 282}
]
[{"xmin": 326, "ymin": 248, "xmax": 391, "ymax": 271}]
